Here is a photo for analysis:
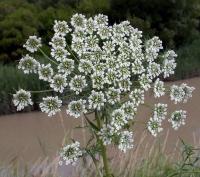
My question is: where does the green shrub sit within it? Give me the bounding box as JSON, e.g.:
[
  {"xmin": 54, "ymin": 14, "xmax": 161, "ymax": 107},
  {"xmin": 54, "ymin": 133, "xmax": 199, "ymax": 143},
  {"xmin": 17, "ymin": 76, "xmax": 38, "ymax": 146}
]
[
  {"xmin": 77, "ymin": 0, "xmax": 110, "ymax": 15},
  {"xmin": 0, "ymin": 0, "xmax": 41, "ymax": 62},
  {"xmin": 0, "ymin": 0, "xmax": 75, "ymax": 63},
  {"xmin": 109, "ymin": 0, "xmax": 200, "ymax": 48},
  {"xmin": 175, "ymin": 38, "xmax": 200, "ymax": 80},
  {"xmin": 1, "ymin": 0, "xmax": 200, "ymax": 62}
]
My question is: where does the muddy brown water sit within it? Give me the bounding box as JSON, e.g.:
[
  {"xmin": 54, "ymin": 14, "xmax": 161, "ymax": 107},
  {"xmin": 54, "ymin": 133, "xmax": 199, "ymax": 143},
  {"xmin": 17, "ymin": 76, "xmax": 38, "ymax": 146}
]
[{"xmin": 0, "ymin": 77, "xmax": 200, "ymax": 165}]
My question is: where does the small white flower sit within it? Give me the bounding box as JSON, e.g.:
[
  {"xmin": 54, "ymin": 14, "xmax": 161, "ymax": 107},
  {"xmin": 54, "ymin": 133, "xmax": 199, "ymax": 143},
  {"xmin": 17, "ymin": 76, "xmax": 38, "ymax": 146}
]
[
  {"xmin": 59, "ymin": 141, "xmax": 82, "ymax": 166},
  {"xmin": 106, "ymin": 87, "xmax": 121, "ymax": 105},
  {"xmin": 129, "ymin": 89, "xmax": 144, "ymax": 106},
  {"xmin": 170, "ymin": 85, "xmax": 185, "ymax": 104},
  {"xmin": 67, "ymin": 99, "xmax": 87, "ymax": 118},
  {"xmin": 97, "ymin": 26, "xmax": 111, "ymax": 39},
  {"xmin": 139, "ymin": 74, "xmax": 151, "ymax": 91},
  {"xmin": 118, "ymin": 79, "xmax": 132, "ymax": 92},
  {"xmin": 49, "ymin": 34, "xmax": 66, "ymax": 48},
  {"xmin": 91, "ymin": 72, "xmax": 105, "ymax": 90},
  {"xmin": 91, "ymin": 49, "xmax": 104, "ymax": 63},
  {"xmin": 147, "ymin": 62, "xmax": 161, "ymax": 79},
  {"xmin": 71, "ymin": 30, "xmax": 85, "ymax": 42},
  {"xmin": 71, "ymin": 13, "xmax": 87, "ymax": 30},
  {"xmin": 163, "ymin": 60, "xmax": 177, "ymax": 78},
  {"xmin": 111, "ymin": 34, "xmax": 124, "ymax": 46},
  {"xmin": 88, "ymin": 90, "xmax": 106, "ymax": 110},
  {"xmin": 180, "ymin": 83, "xmax": 195, "ymax": 103},
  {"xmin": 71, "ymin": 40, "xmax": 85, "ymax": 56},
  {"xmin": 69, "ymin": 75, "xmax": 87, "ymax": 94},
  {"xmin": 131, "ymin": 59, "xmax": 145, "ymax": 74},
  {"xmin": 121, "ymin": 101, "xmax": 137, "ymax": 120},
  {"xmin": 118, "ymin": 131, "xmax": 134, "ymax": 153},
  {"xmin": 23, "ymin": 36, "xmax": 42, "ymax": 53},
  {"xmin": 153, "ymin": 78, "xmax": 165, "ymax": 98},
  {"xmin": 145, "ymin": 36, "xmax": 163, "ymax": 62},
  {"xmin": 51, "ymin": 47, "xmax": 69, "ymax": 61},
  {"xmin": 105, "ymin": 70, "xmax": 117, "ymax": 85},
  {"xmin": 164, "ymin": 50, "xmax": 177, "ymax": 60},
  {"xmin": 13, "ymin": 89, "xmax": 33, "ymax": 111},
  {"xmin": 153, "ymin": 103, "xmax": 167, "ymax": 121},
  {"xmin": 106, "ymin": 57, "xmax": 118, "ymax": 69},
  {"xmin": 169, "ymin": 110, "xmax": 187, "ymax": 130},
  {"xmin": 50, "ymin": 74, "xmax": 67, "ymax": 93},
  {"xmin": 112, "ymin": 23, "xmax": 125, "ymax": 37},
  {"xmin": 162, "ymin": 50, "xmax": 177, "ymax": 78},
  {"xmin": 102, "ymin": 41, "xmax": 115, "ymax": 53},
  {"xmin": 118, "ymin": 43, "xmax": 132, "ymax": 59},
  {"xmin": 120, "ymin": 20, "xmax": 133, "ymax": 36},
  {"xmin": 130, "ymin": 49, "xmax": 144, "ymax": 61},
  {"xmin": 18, "ymin": 54, "xmax": 40, "ymax": 74},
  {"xmin": 39, "ymin": 96, "xmax": 62, "ymax": 116},
  {"xmin": 78, "ymin": 59, "xmax": 93, "ymax": 74},
  {"xmin": 93, "ymin": 63, "xmax": 106, "ymax": 73},
  {"xmin": 54, "ymin": 20, "xmax": 71, "ymax": 36},
  {"xmin": 85, "ymin": 35, "xmax": 99, "ymax": 51},
  {"xmin": 38, "ymin": 64, "xmax": 54, "ymax": 81},
  {"xmin": 110, "ymin": 109, "xmax": 127, "ymax": 131},
  {"xmin": 117, "ymin": 62, "xmax": 131, "ymax": 79},
  {"xmin": 86, "ymin": 17, "xmax": 96, "ymax": 34},
  {"xmin": 98, "ymin": 124, "xmax": 118, "ymax": 145},
  {"xmin": 147, "ymin": 117, "xmax": 163, "ymax": 137},
  {"xmin": 57, "ymin": 58, "xmax": 74, "ymax": 75},
  {"xmin": 94, "ymin": 14, "xmax": 108, "ymax": 28}
]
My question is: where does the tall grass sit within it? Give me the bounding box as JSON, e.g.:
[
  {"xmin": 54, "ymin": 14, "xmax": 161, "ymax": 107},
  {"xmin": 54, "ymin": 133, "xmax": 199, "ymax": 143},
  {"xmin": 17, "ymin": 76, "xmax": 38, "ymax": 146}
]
[{"xmin": 0, "ymin": 134, "xmax": 200, "ymax": 177}]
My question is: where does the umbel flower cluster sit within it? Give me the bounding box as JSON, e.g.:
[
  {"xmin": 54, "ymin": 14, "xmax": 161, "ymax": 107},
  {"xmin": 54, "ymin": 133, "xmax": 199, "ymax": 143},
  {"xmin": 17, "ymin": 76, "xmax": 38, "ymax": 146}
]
[{"xmin": 13, "ymin": 14, "xmax": 194, "ymax": 167}]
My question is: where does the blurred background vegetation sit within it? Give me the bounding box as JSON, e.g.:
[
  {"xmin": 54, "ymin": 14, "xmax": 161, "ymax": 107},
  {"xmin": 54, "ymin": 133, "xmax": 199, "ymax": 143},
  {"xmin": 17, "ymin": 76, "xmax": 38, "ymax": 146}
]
[
  {"xmin": 1, "ymin": 0, "xmax": 200, "ymax": 62},
  {"xmin": 0, "ymin": 0, "xmax": 200, "ymax": 114}
]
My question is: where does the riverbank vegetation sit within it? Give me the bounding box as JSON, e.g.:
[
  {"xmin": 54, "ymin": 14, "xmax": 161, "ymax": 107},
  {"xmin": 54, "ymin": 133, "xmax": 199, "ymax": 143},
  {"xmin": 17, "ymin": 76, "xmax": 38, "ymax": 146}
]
[
  {"xmin": 1, "ymin": 140, "xmax": 200, "ymax": 177},
  {"xmin": 0, "ymin": 0, "xmax": 200, "ymax": 62}
]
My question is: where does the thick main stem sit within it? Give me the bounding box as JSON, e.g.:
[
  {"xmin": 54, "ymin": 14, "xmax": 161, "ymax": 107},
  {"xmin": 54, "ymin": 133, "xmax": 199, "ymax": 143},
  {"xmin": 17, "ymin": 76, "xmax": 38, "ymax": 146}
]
[
  {"xmin": 100, "ymin": 141, "xmax": 111, "ymax": 177},
  {"xmin": 95, "ymin": 111, "xmax": 111, "ymax": 177}
]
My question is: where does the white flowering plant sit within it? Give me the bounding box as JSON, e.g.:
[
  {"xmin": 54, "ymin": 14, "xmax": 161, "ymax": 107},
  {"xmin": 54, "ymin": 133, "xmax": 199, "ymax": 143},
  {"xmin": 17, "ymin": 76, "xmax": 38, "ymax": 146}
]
[{"xmin": 13, "ymin": 14, "xmax": 195, "ymax": 177}]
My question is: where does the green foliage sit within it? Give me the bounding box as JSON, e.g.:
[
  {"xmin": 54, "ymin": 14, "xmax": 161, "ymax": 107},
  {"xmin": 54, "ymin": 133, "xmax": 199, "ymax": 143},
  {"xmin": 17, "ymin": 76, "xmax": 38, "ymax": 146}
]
[
  {"xmin": 0, "ymin": 0, "xmax": 41, "ymax": 62},
  {"xmin": 38, "ymin": 5, "xmax": 74, "ymax": 43},
  {"xmin": 0, "ymin": 0, "xmax": 200, "ymax": 62},
  {"xmin": 109, "ymin": 0, "xmax": 200, "ymax": 48},
  {"xmin": 175, "ymin": 38, "xmax": 200, "ymax": 80},
  {"xmin": 0, "ymin": 0, "xmax": 75, "ymax": 63},
  {"xmin": 131, "ymin": 140, "xmax": 200, "ymax": 177},
  {"xmin": 77, "ymin": 0, "xmax": 110, "ymax": 15}
]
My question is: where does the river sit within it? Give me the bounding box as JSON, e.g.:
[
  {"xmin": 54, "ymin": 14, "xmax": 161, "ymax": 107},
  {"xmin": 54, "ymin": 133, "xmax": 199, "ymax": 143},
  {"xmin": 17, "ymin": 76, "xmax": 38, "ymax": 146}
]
[{"xmin": 0, "ymin": 77, "xmax": 199, "ymax": 166}]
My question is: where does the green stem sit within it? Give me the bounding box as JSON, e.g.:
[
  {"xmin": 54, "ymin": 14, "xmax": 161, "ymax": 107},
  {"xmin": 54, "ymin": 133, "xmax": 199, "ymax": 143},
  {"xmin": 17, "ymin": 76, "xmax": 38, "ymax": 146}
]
[
  {"xmin": 95, "ymin": 110, "xmax": 112, "ymax": 177},
  {"xmin": 39, "ymin": 48, "xmax": 58, "ymax": 65},
  {"xmin": 100, "ymin": 142, "xmax": 111, "ymax": 177},
  {"xmin": 30, "ymin": 89, "xmax": 53, "ymax": 93},
  {"xmin": 66, "ymin": 43, "xmax": 79, "ymax": 62},
  {"xmin": 90, "ymin": 155, "xmax": 103, "ymax": 177}
]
